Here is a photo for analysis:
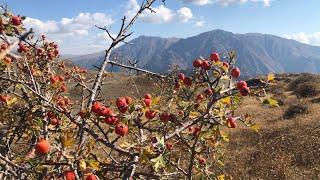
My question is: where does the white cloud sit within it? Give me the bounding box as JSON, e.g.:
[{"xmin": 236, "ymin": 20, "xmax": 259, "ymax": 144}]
[
  {"xmin": 285, "ymin": 32, "xmax": 320, "ymax": 46},
  {"xmin": 195, "ymin": 20, "xmax": 205, "ymax": 27},
  {"xmin": 23, "ymin": 12, "xmax": 114, "ymax": 37},
  {"xmin": 177, "ymin": 7, "xmax": 193, "ymax": 23},
  {"xmin": 23, "ymin": 17, "xmax": 59, "ymax": 34},
  {"xmin": 182, "ymin": 0, "xmax": 213, "ymax": 6},
  {"xmin": 182, "ymin": 0, "xmax": 273, "ymax": 6},
  {"xmin": 125, "ymin": 0, "xmax": 193, "ymax": 24}
]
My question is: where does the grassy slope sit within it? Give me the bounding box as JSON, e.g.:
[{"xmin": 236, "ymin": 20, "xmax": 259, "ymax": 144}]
[{"xmin": 68, "ymin": 72, "xmax": 320, "ymax": 179}]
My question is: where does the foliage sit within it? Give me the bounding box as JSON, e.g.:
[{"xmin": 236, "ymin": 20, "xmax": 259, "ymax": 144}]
[{"xmin": 0, "ymin": 3, "xmax": 269, "ymax": 180}]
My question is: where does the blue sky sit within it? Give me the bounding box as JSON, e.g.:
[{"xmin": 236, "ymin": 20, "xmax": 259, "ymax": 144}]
[{"xmin": 1, "ymin": 0, "xmax": 319, "ymax": 54}]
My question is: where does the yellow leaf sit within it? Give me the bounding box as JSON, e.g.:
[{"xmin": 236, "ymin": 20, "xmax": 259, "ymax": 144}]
[
  {"xmin": 217, "ymin": 174, "xmax": 225, "ymax": 180},
  {"xmin": 263, "ymin": 97, "xmax": 279, "ymax": 107},
  {"xmin": 220, "ymin": 96, "xmax": 231, "ymax": 105},
  {"xmin": 6, "ymin": 97, "xmax": 17, "ymax": 106},
  {"xmin": 87, "ymin": 160, "xmax": 100, "ymax": 171},
  {"xmin": 267, "ymin": 73, "xmax": 275, "ymax": 82},
  {"xmin": 219, "ymin": 131, "xmax": 229, "ymax": 142},
  {"xmin": 189, "ymin": 111, "xmax": 201, "ymax": 119},
  {"xmin": 152, "ymin": 97, "xmax": 161, "ymax": 105},
  {"xmin": 60, "ymin": 131, "xmax": 75, "ymax": 148},
  {"xmin": 79, "ymin": 159, "xmax": 87, "ymax": 170},
  {"xmin": 119, "ymin": 141, "xmax": 136, "ymax": 149},
  {"xmin": 250, "ymin": 124, "xmax": 261, "ymax": 133}
]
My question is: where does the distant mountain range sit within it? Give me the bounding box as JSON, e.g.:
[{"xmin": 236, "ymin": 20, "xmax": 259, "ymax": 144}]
[{"xmin": 68, "ymin": 29, "xmax": 320, "ymax": 76}]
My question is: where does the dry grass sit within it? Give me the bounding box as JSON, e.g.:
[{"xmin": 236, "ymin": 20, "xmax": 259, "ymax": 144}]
[
  {"xmin": 66, "ymin": 72, "xmax": 320, "ymax": 179},
  {"xmin": 224, "ymin": 74, "xmax": 320, "ymax": 179}
]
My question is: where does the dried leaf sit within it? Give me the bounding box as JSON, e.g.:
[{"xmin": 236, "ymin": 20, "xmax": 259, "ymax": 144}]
[{"xmin": 267, "ymin": 73, "xmax": 275, "ymax": 82}]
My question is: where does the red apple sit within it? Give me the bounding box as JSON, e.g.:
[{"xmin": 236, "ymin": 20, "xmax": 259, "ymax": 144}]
[
  {"xmin": 210, "ymin": 52, "xmax": 220, "ymax": 62},
  {"xmin": 50, "ymin": 75, "xmax": 59, "ymax": 84},
  {"xmin": 231, "ymin": 68, "xmax": 240, "ymax": 78},
  {"xmin": 115, "ymin": 123, "xmax": 128, "ymax": 136},
  {"xmin": 193, "ymin": 59, "xmax": 203, "ymax": 68}
]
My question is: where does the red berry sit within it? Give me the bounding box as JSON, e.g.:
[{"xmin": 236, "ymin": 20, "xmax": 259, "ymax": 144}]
[
  {"xmin": 227, "ymin": 117, "xmax": 237, "ymax": 128},
  {"xmin": 11, "ymin": 16, "xmax": 22, "ymax": 26},
  {"xmin": 105, "ymin": 116, "xmax": 118, "ymax": 125},
  {"xmin": 198, "ymin": 156, "xmax": 206, "ymax": 165},
  {"xmin": 204, "ymin": 88, "xmax": 213, "ymax": 96},
  {"xmin": 231, "ymin": 68, "xmax": 241, "ymax": 78},
  {"xmin": 115, "ymin": 123, "xmax": 128, "ymax": 136},
  {"xmin": 145, "ymin": 110, "xmax": 157, "ymax": 120},
  {"xmin": 91, "ymin": 102, "xmax": 102, "ymax": 114},
  {"xmin": 159, "ymin": 112, "xmax": 170, "ymax": 122},
  {"xmin": 64, "ymin": 171, "xmax": 76, "ymax": 180},
  {"xmin": 240, "ymin": 86, "xmax": 250, "ymax": 96},
  {"xmin": 201, "ymin": 60, "xmax": 211, "ymax": 70},
  {"xmin": 118, "ymin": 105, "xmax": 128, "ymax": 113},
  {"xmin": 50, "ymin": 75, "xmax": 59, "ymax": 84},
  {"xmin": 210, "ymin": 52, "xmax": 220, "ymax": 62},
  {"xmin": 60, "ymin": 85, "xmax": 67, "ymax": 92},
  {"xmin": 223, "ymin": 62, "xmax": 229, "ymax": 68},
  {"xmin": 183, "ymin": 77, "xmax": 192, "ymax": 86},
  {"xmin": 193, "ymin": 59, "xmax": 203, "ymax": 68},
  {"xmin": 116, "ymin": 97, "xmax": 127, "ymax": 107},
  {"xmin": 144, "ymin": 93, "xmax": 152, "ymax": 100},
  {"xmin": 174, "ymin": 82, "xmax": 180, "ymax": 89},
  {"xmin": 193, "ymin": 126, "xmax": 201, "ymax": 136},
  {"xmin": 35, "ymin": 139, "xmax": 50, "ymax": 155},
  {"xmin": 144, "ymin": 98, "xmax": 152, "ymax": 107},
  {"xmin": 165, "ymin": 142, "xmax": 173, "ymax": 150},
  {"xmin": 86, "ymin": 174, "xmax": 97, "ymax": 180},
  {"xmin": 177, "ymin": 73, "xmax": 185, "ymax": 81},
  {"xmin": 125, "ymin": 96, "xmax": 133, "ymax": 104},
  {"xmin": 99, "ymin": 107, "xmax": 113, "ymax": 117},
  {"xmin": 196, "ymin": 94, "xmax": 204, "ymax": 101},
  {"xmin": 236, "ymin": 80, "xmax": 247, "ymax": 90}
]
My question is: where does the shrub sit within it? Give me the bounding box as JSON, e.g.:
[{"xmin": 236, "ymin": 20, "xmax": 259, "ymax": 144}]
[
  {"xmin": 283, "ymin": 104, "xmax": 309, "ymax": 119},
  {"xmin": 0, "ymin": 4, "xmax": 269, "ymax": 180}
]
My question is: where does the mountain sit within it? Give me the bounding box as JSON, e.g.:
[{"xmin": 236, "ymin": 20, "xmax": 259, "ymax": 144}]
[{"xmin": 68, "ymin": 29, "xmax": 320, "ymax": 76}]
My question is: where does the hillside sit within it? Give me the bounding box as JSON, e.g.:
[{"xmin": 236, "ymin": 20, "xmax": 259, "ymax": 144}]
[
  {"xmin": 67, "ymin": 73, "xmax": 320, "ymax": 179},
  {"xmin": 69, "ymin": 30, "xmax": 320, "ymax": 76}
]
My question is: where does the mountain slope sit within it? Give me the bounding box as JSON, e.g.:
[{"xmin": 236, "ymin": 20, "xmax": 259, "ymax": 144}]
[{"xmin": 68, "ymin": 29, "xmax": 320, "ymax": 76}]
